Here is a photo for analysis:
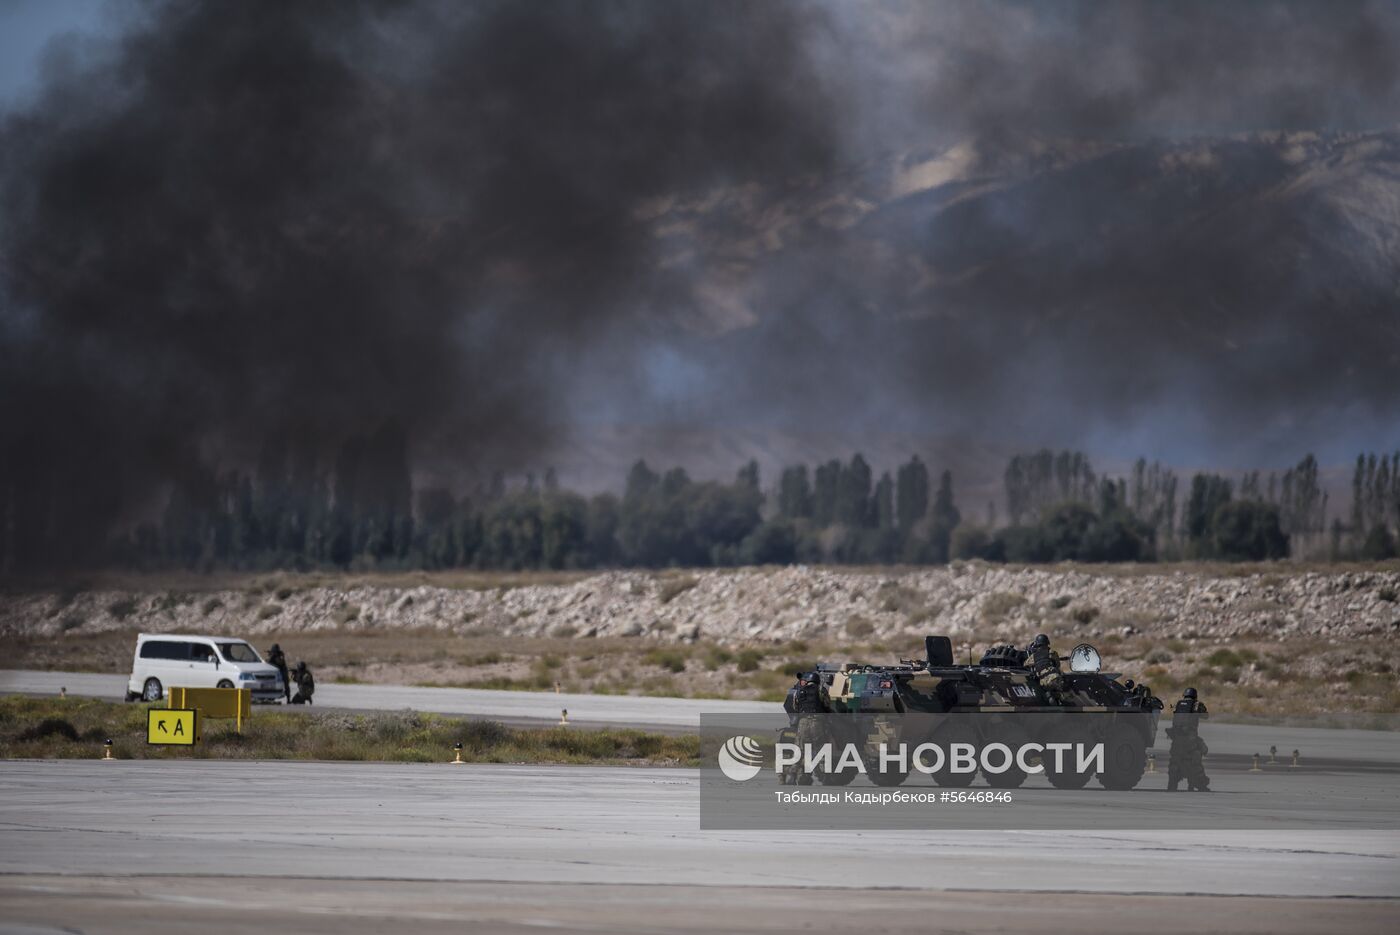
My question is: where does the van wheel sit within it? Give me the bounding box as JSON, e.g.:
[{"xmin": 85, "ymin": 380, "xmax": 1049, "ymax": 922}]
[
  {"xmin": 217, "ymin": 679, "xmax": 234, "ymax": 689},
  {"xmin": 142, "ymin": 678, "xmax": 163, "ymax": 702}
]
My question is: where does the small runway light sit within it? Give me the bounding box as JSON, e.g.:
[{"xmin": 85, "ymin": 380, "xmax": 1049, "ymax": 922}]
[
  {"xmin": 559, "ymin": 708, "xmax": 569, "ymax": 726},
  {"xmin": 102, "ymin": 739, "xmax": 114, "ymax": 761},
  {"xmin": 1249, "ymin": 753, "xmax": 1262, "ymax": 772},
  {"xmin": 1146, "ymin": 753, "xmax": 1156, "ymax": 774},
  {"xmin": 452, "ymin": 742, "xmax": 464, "ymax": 765},
  {"xmin": 59, "ymin": 686, "xmax": 67, "ymax": 699},
  {"xmin": 1291, "ymin": 749, "xmax": 1300, "ymax": 768},
  {"xmin": 1269, "ymin": 745, "xmax": 1277, "ymax": 764}
]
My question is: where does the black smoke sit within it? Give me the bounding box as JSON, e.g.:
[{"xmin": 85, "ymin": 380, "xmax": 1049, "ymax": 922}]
[
  {"xmin": 3, "ymin": 0, "xmax": 1400, "ymax": 572},
  {"xmin": 0, "ymin": 0, "xmax": 844, "ymax": 568}
]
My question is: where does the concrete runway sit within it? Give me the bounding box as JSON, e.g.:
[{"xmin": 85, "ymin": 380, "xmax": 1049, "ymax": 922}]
[
  {"xmin": 6, "ymin": 668, "xmax": 1400, "ymax": 766},
  {"xmin": 1, "ymin": 760, "xmax": 1397, "ymax": 934},
  {"xmin": 0, "ymin": 668, "xmax": 773, "ymax": 728}
]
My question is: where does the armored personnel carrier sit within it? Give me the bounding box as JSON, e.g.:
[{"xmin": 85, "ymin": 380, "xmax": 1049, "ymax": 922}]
[{"xmin": 783, "ymin": 635, "xmax": 1163, "ymax": 791}]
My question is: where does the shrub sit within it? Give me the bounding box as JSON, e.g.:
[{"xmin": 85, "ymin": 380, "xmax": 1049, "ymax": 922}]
[
  {"xmin": 845, "ymin": 615, "xmax": 874, "ymax": 638},
  {"xmin": 1070, "ymin": 605, "xmax": 1100, "ymax": 624},
  {"xmin": 1049, "ymin": 595, "xmax": 1072, "ymax": 610},
  {"xmin": 257, "ymin": 604, "xmax": 283, "ymax": 620},
  {"xmin": 644, "ymin": 649, "xmax": 687, "ymax": 673},
  {"xmin": 704, "ymin": 647, "xmax": 733, "ymax": 670},
  {"xmin": 1146, "ymin": 649, "xmax": 1173, "ymax": 665},
  {"xmin": 736, "ymin": 649, "xmax": 764, "ymax": 673},
  {"xmin": 107, "ymin": 598, "xmax": 138, "ymax": 621},
  {"xmin": 17, "ymin": 718, "xmax": 79, "ymax": 742},
  {"xmin": 1206, "ymin": 648, "xmax": 1242, "ymax": 668},
  {"xmin": 202, "ymin": 597, "xmax": 224, "ymax": 616},
  {"xmin": 276, "ymin": 587, "xmax": 294, "ymax": 601},
  {"xmin": 1378, "ymin": 587, "xmax": 1397, "ymax": 604}
]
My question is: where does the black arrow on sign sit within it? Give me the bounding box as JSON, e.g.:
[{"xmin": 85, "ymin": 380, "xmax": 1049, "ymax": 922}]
[{"xmin": 157, "ymin": 719, "xmax": 168, "ymax": 733}]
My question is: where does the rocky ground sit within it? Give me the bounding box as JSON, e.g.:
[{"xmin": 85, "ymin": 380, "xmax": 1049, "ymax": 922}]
[
  {"xmin": 5, "ymin": 563, "xmax": 1398, "ymax": 645},
  {"xmin": 4, "ymin": 563, "xmax": 1399, "ymax": 713}
]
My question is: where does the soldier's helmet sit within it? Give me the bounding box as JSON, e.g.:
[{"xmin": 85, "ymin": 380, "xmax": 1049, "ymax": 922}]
[
  {"xmin": 270, "ymin": 643, "xmax": 281, "ymax": 653},
  {"xmin": 1183, "ymin": 687, "xmax": 1197, "ymax": 700},
  {"xmin": 295, "ymin": 660, "xmax": 307, "ymax": 671},
  {"xmin": 1031, "ymin": 633, "xmax": 1049, "ymax": 647},
  {"xmin": 1123, "ymin": 679, "xmax": 1136, "ymax": 690}
]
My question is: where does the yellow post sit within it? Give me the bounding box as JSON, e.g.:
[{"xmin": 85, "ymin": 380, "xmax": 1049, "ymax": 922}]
[
  {"xmin": 1146, "ymin": 753, "xmax": 1155, "ymax": 774},
  {"xmin": 559, "ymin": 708, "xmax": 569, "ymax": 726},
  {"xmin": 102, "ymin": 739, "xmax": 113, "ymax": 761},
  {"xmin": 452, "ymin": 742, "xmax": 464, "ymax": 765},
  {"xmin": 1249, "ymin": 753, "xmax": 1262, "ymax": 772}
]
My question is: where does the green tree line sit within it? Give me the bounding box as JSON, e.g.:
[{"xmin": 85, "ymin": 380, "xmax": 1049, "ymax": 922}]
[{"xmin": 7, "ymin": 436, "xmax": 1397, "ymax": 574}]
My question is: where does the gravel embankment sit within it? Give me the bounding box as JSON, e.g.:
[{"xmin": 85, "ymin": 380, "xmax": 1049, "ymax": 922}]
[{"xmin": 4, "ymin": 565, "xmax": 1398, "ymax": 645}]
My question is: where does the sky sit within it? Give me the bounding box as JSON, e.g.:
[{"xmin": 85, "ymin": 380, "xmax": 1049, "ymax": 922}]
[{"xmin": 0, "ymin": 0, "xmax": 107, "ymax": 109}]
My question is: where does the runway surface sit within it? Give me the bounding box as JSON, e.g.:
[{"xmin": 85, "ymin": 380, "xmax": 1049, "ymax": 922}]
[
  {"xmin": 5, "ymin": 668, "xmax": 1399, "ymax": 765},
  {"xmin": 0, "ymin": 668, "xmax": 772, "ymax": 728},
  {"xmin": 1, "ymin": 760, "xmax": 1397, "ymax": 933}
]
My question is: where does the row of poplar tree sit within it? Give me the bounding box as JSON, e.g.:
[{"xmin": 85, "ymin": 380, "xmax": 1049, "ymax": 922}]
[{"xmin": 90, "ymin": 432, "xmax": 1400, "ymax": 572}]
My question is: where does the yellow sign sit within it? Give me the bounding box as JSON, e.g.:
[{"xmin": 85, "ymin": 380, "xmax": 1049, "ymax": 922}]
[
  {"xmin": 167, "ymin": 687, "xmax": 250, "ymax": 733},
  {"xmin": 147, "ymin": 708, "xmax": 198, "ymax": 745}
]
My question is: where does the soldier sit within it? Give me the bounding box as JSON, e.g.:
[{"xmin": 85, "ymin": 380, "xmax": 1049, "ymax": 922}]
[
  {"xmin": 1026, "ymin": 634, "xmax": 1065, "ymax": 694},
  {"xmin": 790, "ymin": 672, "xmax": 825, "ymax": 786},
  {"xmin": 290, "ymin": 661, "xmax": 316, "ymax": 705},
  {"xmin": 267, "ymin": 643, "xmax": 290, "ymax": 702},
  {"xmin": 1167, "ymin": 687, "xmax": 1210, "ymax": 791}
]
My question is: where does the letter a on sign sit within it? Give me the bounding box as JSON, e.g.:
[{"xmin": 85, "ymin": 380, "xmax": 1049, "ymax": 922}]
[{"xmin": 147, "ymin": 708, "xmax": 198, "ymax": 745}]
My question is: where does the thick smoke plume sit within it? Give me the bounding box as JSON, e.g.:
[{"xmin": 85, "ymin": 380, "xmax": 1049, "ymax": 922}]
[
  {"xmin": 2, "ymin": 0, "xmax": 1399, "ymax": 570},
  {"xmin": 0, "ymin": 0, "xmax": 843, "ymax": 567}
]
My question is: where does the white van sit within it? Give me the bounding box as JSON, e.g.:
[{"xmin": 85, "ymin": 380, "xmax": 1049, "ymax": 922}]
[{"xmin": 126, "ymin": 633, "xmax": 285, "ymax": 703}]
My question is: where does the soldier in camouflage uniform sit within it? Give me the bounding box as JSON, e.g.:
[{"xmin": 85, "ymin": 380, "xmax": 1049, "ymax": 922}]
[
  {"xmin": 1167, "ymin": 687, "xmax": 1210, "ymax": 791},
  {"xmin": 788, "ymin": 673, "xmax": 826, "ymax": 786},
  {"xmin": 1026, "ymin": 634, "xmax": 1066, "ymax": 696}
]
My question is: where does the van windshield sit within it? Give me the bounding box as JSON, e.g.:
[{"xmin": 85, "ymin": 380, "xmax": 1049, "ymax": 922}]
[{"xmin": 218, "ymin": 643, "xmax": 261, "ymax": 663}]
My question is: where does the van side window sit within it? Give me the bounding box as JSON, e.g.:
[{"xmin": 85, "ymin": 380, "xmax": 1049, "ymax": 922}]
[
  {"xmin": 140, "ymin": 641, "xmax": 184, "ymax": 660},
  {"xmin": 189, "ymin": 643, "xmax": 217, "ymax": 662}
]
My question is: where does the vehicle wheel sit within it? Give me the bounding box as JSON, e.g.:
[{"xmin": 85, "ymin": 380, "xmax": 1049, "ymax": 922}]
[
  {"xmin": 217, "ymin": 679, "xmax": 234, "ymax": 689},
  {"xmin": 930, "ymin": 721, "xmax": 978, "ymax": 788},
  {"xmin": 142, "ymin": 678, "xmax": 163, "ymax": 702},
  {"xmin": 815, "ymin": 766, "xmax": 860, "ymax": 786},
  {"xmin": 1044, "ymin": 722, "xmax": 1096, "ymax": 790},
  {"xmin": 982, "ymin": 724, "xmax": 1030, "ymax": 789},
  {"xmin": 1098, "ymin": 726, "xmax": 1147, "ymax": 790},
  {"xmin": 866, "ymin": 754, "xmax": 909, "ymax": 787}
]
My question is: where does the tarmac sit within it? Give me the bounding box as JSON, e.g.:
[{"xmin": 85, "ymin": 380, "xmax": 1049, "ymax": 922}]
[
  {"xmin": 0, "ymin": 759, "xmax": 1398, "ymax": 933},
  {"xmin": 2, "ymin": 671, "xmax": 1399, "ymax": 932}
]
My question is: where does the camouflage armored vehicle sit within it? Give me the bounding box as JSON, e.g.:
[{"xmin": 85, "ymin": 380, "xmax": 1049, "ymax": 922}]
[{"xmin": 783, "ymin": 634, "xmax": 1163, "ymax": 791}]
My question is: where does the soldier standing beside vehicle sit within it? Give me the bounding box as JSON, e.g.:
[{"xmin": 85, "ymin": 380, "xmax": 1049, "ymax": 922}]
[
  {"xmin": 267, "ymin": 643, "xmax": 291, "ymax": 702},
  {"xmin": 790, "ymin": 672, "xmax": 825, "ymax": 786},
  {"xmin": 290, "ymin": 661, "xmax": 316, "ymax": 705},
  {"xmin": 1167, "ymin": 687, "xmax": 1210, "ymax": 791}
]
